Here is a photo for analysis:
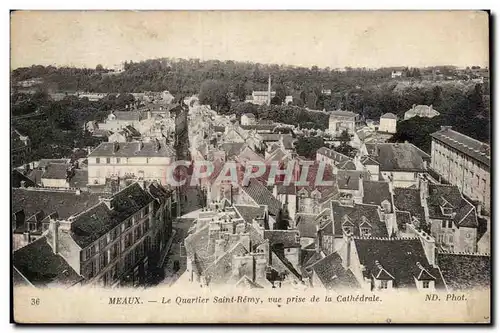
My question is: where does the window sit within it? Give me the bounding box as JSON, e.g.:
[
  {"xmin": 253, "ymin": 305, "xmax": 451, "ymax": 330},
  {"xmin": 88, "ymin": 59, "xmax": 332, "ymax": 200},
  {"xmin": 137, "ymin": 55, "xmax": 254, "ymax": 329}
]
[
  {"xmin": 423, "ymin": 281, "xmax": 430, "ymax": 289},
  {"xmin": 360, "ymin": 227, "xmax": 371, "ymax": 237},
  {"xmin": 143, "ymin": 220, "xmax": 150, "ymax": 233},
  {"xmin": 116, "ymin": 158, "xmax": 121, "ymax": 164},
  {"xmin": 110, "ymin": 243, "xmax": 119, "ymax": 261},
  {"xmin": 99, "ymin": 253, "xmax": 108, "ymax": 270},
  {"xmin": 343, "ymin": 226, "xmax": 353, "ymax": 234},
  {"xmin": 466, "ymin": 233, "xmax": 471, "ymax": 239},
  {"xmin": 124, "ymin": 233, "xmax": 133, "ymax": 248},
  {"xmin": 96, "ymin": 158, "xmax": 100, "ymax": 164},
  {"xmin": 448, "ymin": 234, "xmax": 453, "ymax": 244},
  {"xmin": 106, "ymin": 157, "xmax": 110, "ymax": 164},
  {"xmin": 125, "ymin": 219, "xmax": 132, "ymax": 230},
  {"xmin": 145, "ymin": 206, "xmax": 149, "ymax": 215},
  {"xmin": 447, "ymin": 220, "xmax": 453, "ymax": 228},
  {"xmin": 442, "ymin": 207, "xmax": 453, "ymax": 216},
  {"xmin": 441, "ymin": 220, "xmax": 447, "ymax": 228},
  {"xmin": 380, "ymin": 280, "xmax": 388, "ymax": 289}
]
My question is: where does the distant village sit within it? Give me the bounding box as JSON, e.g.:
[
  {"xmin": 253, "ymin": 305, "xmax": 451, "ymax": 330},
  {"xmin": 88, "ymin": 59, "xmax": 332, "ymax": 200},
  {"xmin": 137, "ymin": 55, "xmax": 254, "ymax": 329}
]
[{"xmin": 11, "ymin": 70, "xmax": 490, "ymax": 293}]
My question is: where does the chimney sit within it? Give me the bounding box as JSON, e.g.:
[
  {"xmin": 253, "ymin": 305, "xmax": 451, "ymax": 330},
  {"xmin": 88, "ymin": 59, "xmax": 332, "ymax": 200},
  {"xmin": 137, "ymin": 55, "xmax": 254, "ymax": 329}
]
[
  {"xmin": 23, "ymin": 231, "xmax": 31, "ymax": 244},
  {"xmin": 240, "ymin": 233, "xmax": 251, "ymax": 252},
  {"xmin": 113, "ymin": 141, "xmax": 119, "ymax": 153},
  {"xmin": 412, "ymin": 104, "xmax": 416, "ymax": 110},
  {"xmin": 214, "ymin": 239, "xmax": 225, "ymax": 259},
  {"xmin": 99, "ymin": 196, "xmax": 113, "ymax": 209},
  {"xmin": 420, "ymin": 175, "xmax": 429, "ymax": 203},
  {"xmin": 315, "ymin": 224, "xmax": 322, "ymax": 254},
  {"xmin": 76, "ymin": 189, "xmax": 81, "ymax": 196},
  {"xmin": 267, "ymin": 74, "xmax": 271, "ymax": 106},
  {"xmin": 342, "ymin": 233, "xmax": 352, "ymax": 269},
  {"xmin": 255, "ymin": 258, "xmax": 267, "ymax": 282},
  {"xmin": 50, "ymin": 220, "xmax": 59, "ymax": 254},
  {"xmin": 20, "ymin": 180, "xmax": 26, "ymax": 188},
  {"xmin": 358, "ymin": 173, "xmax": 364, "ymax": 198}
]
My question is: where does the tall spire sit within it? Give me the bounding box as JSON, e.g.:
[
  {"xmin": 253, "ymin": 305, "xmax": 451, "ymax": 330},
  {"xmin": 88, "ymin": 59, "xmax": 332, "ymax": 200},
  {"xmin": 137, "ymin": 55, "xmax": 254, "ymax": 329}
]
[{"xmin": 267, "ymin": 74, "xmax": 271, "ymax": 106}]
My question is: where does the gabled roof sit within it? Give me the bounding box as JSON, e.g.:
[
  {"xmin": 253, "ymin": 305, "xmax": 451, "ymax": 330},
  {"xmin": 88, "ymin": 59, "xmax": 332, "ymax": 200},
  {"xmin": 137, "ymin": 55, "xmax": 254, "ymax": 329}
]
[
  {"xmin": 233, "ymin": 205, "xmax": 267, "ymax": 225},
  {"xmin": 42, "ymin": 163, "xmax": 70, "ymax": 180},
  {"xmin": 431, "ymin": 128, "xmax": 490, "ymax": 167},
  {"xmin": 393, "ymin": 187, "xmax": 425, "ymax": 221},
  {"xmin": 329, "ymin": 110, "xmax": 357, "ymax": 119},
  {"xmin": 13, "ymin": 237, "xmax": 82, "ymax": 288},
  {"xmin": 240, "ymin": 179, "xmax": 282, "ymax": 216},
  {"xmin": 330, "ymin": 201, "xmax": 388, "ymax": 238},
  {"xmin": 426, "ymin": 184, "xmax": 477, "ymax": 228},
  {"xmin": 70, "ymin": 183, "xmax": 154, "ymax": 248},
  {"xmin": 12, "ymin": 188, "xmax": 101, "ymax": 220},
  {"xmin": 362, "ymin": 180, "xmax": 392, "ymax": 206},
  {"xmin": 436, "ymin": 252, "xmax": 490, "ymax": 290},
  {"xmin": 89, "ymin": 139, "xmax": 175, "ymax": 158},
  {"xmin": 296, "ymin": 213, "xmax": 320, "ymax": 238},
  {"xmin": 364, "ymin": 143, "xmax": 430, "ymax": 172},
  {"xmin": 337, "ymin": 170, "xmax": 369, "ymax": 191},
  {"xmin": 310, "ymin": 252, "xmax": 360, "ymax": 289},
  {"xmin": 354, "ymin": 238, "xmax": 446, "ymax": 289},
  {"xmin": 220, "ymin": 142, "xmax": 246, "ymax": 159},
  {"xmin": 381, "ymin": 113, "xmax": 397, "ymax": 119},
  {"xmin": 12, "ymin": 169, "xmax": 36, "ymax": 188}
]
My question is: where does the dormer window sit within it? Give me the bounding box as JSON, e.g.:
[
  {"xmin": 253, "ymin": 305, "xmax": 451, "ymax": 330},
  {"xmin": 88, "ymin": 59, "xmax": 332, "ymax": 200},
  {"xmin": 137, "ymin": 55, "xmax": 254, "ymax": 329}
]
[
  {"xmin": 360, "ymin": 227, "xmax": 371, "ymax": 237},
  {"xmin": 441, "ymin": 207, "xmax": 453, "ymax": 216},
  {"xmin": 343, "ymin": 226, "xmax": 354, "ymax": 234}
]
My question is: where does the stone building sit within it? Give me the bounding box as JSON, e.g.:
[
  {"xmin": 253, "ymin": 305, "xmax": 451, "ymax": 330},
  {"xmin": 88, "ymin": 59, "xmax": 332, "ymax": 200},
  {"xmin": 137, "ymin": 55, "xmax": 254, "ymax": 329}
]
[
  {"xmin": 378, "ymin": 113, "xmax": 397, "ymax": 134},
  {"xmin": 328, "ymin": 110, "xmax": 358, "ymax": 137},
  {"xmin": 430, "ymin": 127, "xmax": 490, "ymax": 214}
]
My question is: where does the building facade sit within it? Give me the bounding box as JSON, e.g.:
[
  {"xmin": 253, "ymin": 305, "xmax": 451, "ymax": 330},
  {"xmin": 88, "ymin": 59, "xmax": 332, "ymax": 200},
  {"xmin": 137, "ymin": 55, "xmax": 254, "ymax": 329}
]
[
  {"xmin": 378, "ymin": 113, "xmax": 397, "ymax": 134},
  {"xmin": 328, "ymin": 111, "xmax": 357, "ymax": 137},
  {"xmin": 87, "ymin": 139, "xmax": 175, "ymax": 186},
  {"xmin": 430, "ymin": 127, "xmax": 490, "ymax": 214}
]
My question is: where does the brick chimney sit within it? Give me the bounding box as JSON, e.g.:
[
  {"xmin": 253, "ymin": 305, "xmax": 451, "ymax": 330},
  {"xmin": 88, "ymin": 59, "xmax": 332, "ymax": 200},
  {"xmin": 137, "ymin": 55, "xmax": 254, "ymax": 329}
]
[{"xmin": 49, "ymin": 220, "xmax": 60, "ymax": 254}]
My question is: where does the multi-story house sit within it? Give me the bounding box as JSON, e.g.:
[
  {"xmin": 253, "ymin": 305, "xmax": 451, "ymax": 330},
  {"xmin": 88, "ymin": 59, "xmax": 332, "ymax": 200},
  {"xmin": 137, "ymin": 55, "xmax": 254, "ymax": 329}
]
[
  {"xmin": 316, "ymin": 147, "xmax": 356, "ymax": 174},
  {"xmin": 378, "ymin": 113, "xmax": 397, "ymax": 134},
  {"xmin": 87, "ymin": 139, "xmax": 175, "ymax": 186},
  {"xmin": 328, "ymin": 110, "xmax": 358, "ymax": 137},
  {"xmin": 13, "ymin": 182, "xmax": 174, "ymax": 288},
  {"xmin": 357, "ymin": 142, "xmax": 430, "ymax": 188},
  {"xmin": 430, "ymin": 126, "xmax": 490, "ymax": 214}
]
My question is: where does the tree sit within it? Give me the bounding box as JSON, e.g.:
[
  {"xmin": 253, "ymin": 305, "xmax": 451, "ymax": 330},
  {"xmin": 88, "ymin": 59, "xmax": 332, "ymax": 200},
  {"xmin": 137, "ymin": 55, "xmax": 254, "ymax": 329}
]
[
  {"xmin": 116, "ymin": 93, "xmax": 135, "ymax": 109},
  {"xmin": 199, "ymin": 80, "xmax": 230, "ymax": 112},
  {"xmin": 295, "ymin": 136, "xmax": 324, "ymax": 159},
  {"xmin": 96, "ymin": 64, "xmax": 104, "ymax": 72},
  {"xmin": 275, "ymin": 84, "xmax": 286, "ymax": 105},
  {"xmin": 234, "ymin": 83, "xmax": 247, "ymax": 102}
]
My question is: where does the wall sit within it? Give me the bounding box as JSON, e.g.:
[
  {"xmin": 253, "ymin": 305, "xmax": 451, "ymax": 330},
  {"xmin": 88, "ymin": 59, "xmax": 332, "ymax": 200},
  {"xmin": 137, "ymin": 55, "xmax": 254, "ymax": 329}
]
[
  {"xmin": 41, "ymin": 178, "xmax": 69, "ymax": 188},
  {"xmin": 431, "ymin": 139, "xmax": 490, "ymax": 213},
  {"xmin": 380, "ymin": 171, "xmax": 419, "ymax": 188},
  {"xmin": 379, "ymin": 118, "xmax": 397, "ymax": 134}
]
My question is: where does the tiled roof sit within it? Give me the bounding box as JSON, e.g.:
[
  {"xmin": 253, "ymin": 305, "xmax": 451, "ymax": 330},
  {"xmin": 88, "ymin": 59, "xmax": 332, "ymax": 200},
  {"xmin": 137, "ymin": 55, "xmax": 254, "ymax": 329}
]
[
  {"xmin": 337, "ymin": 170, "xmax": 369, "ymax": 191},
  {"xmin": 259, "ymin": 133, "xmax": 282, "ymax": 142},
  {"xmin": 12, "ymin": 170, "xmax": 36, "ymax": 188},
  {"xmin": 88, "ymin": 139, "xmax": 174, "ymax": 158},
  {"xmin": 42, "ymin": 163, "xmax": 70, "ymax": 180},
  {"xmin": 393, "ymin": 188, "xmax": 425, "ymax": 221},
  {"xmin": 204, "ymin": 242, "xmax": 249, "ymax": 285},
  {"xmin": 310, "ymin": 252, "xmax": 360, "ymax": 289},
  {"xmin": 317, "ymin": 147, "xmax": 353, "ymax": 166},
  {"xmin": 395, "ymin": 211, "xmax": 412, "ymax": 229},
  {"xmin": 235, "ymin": 275, "xmax": 263, "ymax": 289},
  {"xmin": 38, "ymin": 159, "xmax": 70, "ymax": 169},
  {"xmin": 242, "ymin": 113, "xmax": 256, "ymax": 118},
  {"xmin": 427, "ymin": 184, "xmax": 477, "ymax": 228},
  {"xmin": 220, "ymin": 142, "xmax": 246, "ymax": 159},
  {"xmin": 431, "ymin": 128, "xmax": 490, "ymax": 167},
  {"xmin": 296, "ymin": 214, "xmax": 319, "ymax": 238},
  {"xmin": 264, "ymin": 230, "xmax": 300, "ymax": 248},
  {"xmin": 364, "ymin": 143, "xmax": 430, "ymax": 172},
  {"xmin": 240, "ymin": 179, "xmax": 282, "ymax": 216},
  {"xmin": 436, "ymin": 252, "xmax": 490, "ymax": 290},
  {"xmin": 381, "ymin": 113, "xmax": 397, "ymax": 119},
  {"xmin": 405, "ymin": 105, "xmax": 440, "ymax": 118},
  {"xmin": 354, "ymin": 238, "xmax": 446, "ymax": 289},
  {"xmin": 330, "ymin": 201, "xmax": 388, "ymax": 238},
  {"xmin": 12, "ymin": 188, "xmax": 101, "ymax": 220},
  {"xmin": 70, "ymin": 183, "xmax": 154, "ymax": 248},
  {"xmin": 362, "ymin": 180, "xmax": 392, "ymax": 206},
  {"xmin": 233, "ymin": 205, "xmax": 266, "ymax": 225},
  {"xmin": 13, "ymin": 237, "xmax": 82, "ymax": 288},
  {"xmin": 26, "ymin": 169, "xmax": 43, "ymax": 185}
]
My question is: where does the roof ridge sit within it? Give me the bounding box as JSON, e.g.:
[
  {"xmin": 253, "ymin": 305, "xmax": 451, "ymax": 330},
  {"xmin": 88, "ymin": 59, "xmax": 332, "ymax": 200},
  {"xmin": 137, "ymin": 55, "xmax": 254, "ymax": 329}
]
[{"xmin": 438, "ymin": 249, "xmax": 490, "ymax": 257}]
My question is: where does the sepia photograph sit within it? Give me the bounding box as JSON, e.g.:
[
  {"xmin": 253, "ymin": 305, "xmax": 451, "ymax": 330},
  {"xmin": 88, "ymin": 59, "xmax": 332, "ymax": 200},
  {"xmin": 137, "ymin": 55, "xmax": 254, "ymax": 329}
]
[{"xmin": 10, "ymin": 10, "xmax": 491, "ymax": 324}]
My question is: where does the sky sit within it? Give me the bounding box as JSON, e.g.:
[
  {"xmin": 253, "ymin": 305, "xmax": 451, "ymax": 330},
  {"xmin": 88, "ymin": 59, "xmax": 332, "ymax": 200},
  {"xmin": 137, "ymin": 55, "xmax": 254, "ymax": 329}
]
[{"xmin": 10, "ymin": 10, "xmax": 489, "ymax": 70}]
